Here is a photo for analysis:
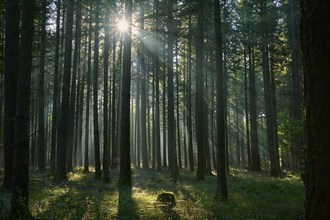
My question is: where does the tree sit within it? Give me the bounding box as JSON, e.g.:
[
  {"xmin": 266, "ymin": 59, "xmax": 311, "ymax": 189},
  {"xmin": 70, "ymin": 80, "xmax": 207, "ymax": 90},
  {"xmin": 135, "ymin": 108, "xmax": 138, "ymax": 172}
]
[
  {"xmin": 154, "ymin": 0, "xmax": 162, "ymax": 171},
  {"xmin": 38, "ymin": 0, "xmax": 47, "ymax": 172},
  {"xmin": 50, "ymin": 0, "xmax": 61, "ymax": 175},
  {"xmin": 67, "ymin": 0, "xmax": 82, "ymax": 172},
  {"xmin": 167, "ymin": 0, "xmax": 177, "ymax": 184},
  {"xmin": 2, "ymin": 0, "xmax": 20, "ymax": 189},
  {"xmin": 289, "ymin": 0, "xmax": 302, "ymax": 170},
  {"xmin": 214, "ymin": 0, "xmax": 228, "ymax": 200},
  {"xmin": 57, "ymin": 0, "xmax": 74, "ymax": 180},
  {"xmin": 301, "ymin": 1, "xmax": 330, "ymax": 218},
  {"xmin": 10, "ymin": 0, "xmax": 35, "ymax": 217},
  {"xmin": 118, "ymin": 0, "xmax": 132, "ymax": 187},
  {"xmin": 103, "ymin": 0, "xmax": 111, "ymax": 181},
  {"xmin": 93, "ymin": 0, "xmax": 102, "ymax": 180},
  {"xmin": 84, "ymin": 5, "xmax": 93, "ymax": 173},
  {"xmin": 195, "ymin": 0, "xmax": 205, "ymax": 181},
  {"xmin": 187, "ymin": 12, "xmax": 194, "ymax": 171},
  {"xmin": 248, "ymin": 46, "xmax": 260, "ymax": 172},
  {"xmin": 260, "ymin": 0, "xmax": 280, "ymax": 177},
  {"xmin": 139, "ymin": 2, "xmax": 148, "ymax": 170}
]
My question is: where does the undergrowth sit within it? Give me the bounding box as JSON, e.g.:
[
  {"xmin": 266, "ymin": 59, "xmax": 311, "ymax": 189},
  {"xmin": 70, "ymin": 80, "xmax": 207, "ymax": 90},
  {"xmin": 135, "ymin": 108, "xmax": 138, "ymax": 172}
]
[{"xmin": 0, "ymin": 167, "xmax": 304, "ymax": 219}]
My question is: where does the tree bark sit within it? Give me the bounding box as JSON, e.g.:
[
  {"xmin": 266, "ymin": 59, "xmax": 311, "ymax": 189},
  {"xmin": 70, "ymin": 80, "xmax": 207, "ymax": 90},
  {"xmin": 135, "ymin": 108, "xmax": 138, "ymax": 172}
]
[
  {"xmin": 118, "ymin": 0, "xmax": 132, "ymax": 187},
  {"xmin": 154, "ymin": 0, "xmax": 162, "ymax": 171},
  {"xmin": 260, "ymin": 0, "xmax": 280, "ymax": 177},
  {"xmin": 196, "ymin": 0, "xmax": 205, "ymax": 181},
  {"xmin": 167, "ymin": 0, "xmax": 177, "ymax": 184},
  {"xmin": 93, "ymin": 0, "xmax": 101, "ymax": 180},
  {"xmin": 57, "ymin": 0, "xmax": 74, "ymax": 180},
  {"xmin": 301, "ymin": 1, "xmax": 330, "ymax": 218},
  {"xmin": 10, "ymin": 0, "xmax": 35, "ymax": 217},
  {"xmin": 50, "ymin": 0, "xmax": 61, "ymax": 175},
  {"xmin": 248, "ymin": 46, "xmax": 260, "ymax": 172},
  {"xmin": 84, "ymin": 6, "xmax": 93, "ymax": 173},
  {"xmin": 139, "ymin": 3, "xmax": 148, "ymax": 170},
  {"xmin": 103, "ymin": 0, "xmax": 111, "ymax": 181},
  {"xmin": 38, "ymin": 0, "xmax": 47, "ymax": 172},
  {"xmin": 214, "ymin": 0, "xmax": 228, "ymax": 200},
  {"xmin": 3, "ymin": 0, "xmax": 20, "ymax": 189}
]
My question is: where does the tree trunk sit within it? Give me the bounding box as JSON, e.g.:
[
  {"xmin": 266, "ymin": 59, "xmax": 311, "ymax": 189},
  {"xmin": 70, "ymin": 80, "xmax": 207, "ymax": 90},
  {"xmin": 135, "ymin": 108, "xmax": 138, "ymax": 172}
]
[
  {"xmin": 187, "ymin": 13, "xmax": 194, "ymax": 171},
  {"xmin": 244, "ymin": 47, "xmax": 251, "ymax": 169},
  {"xmin": 93, "ymin": 0, "xmax": 101, "ymax": 180},
  {"xmin": 175, "ymin": 43, "xmax": 182, "ymax": 169},
  {"xmin": 118, "ymin": 0, "xmax": 132, "ymax": 187},
  {"xmin": 84, "ymin": 6, "xmax": 93, "ymax": 173},
  {"xmin": 260, "ymin": 0, "xmax": 280, "ymax": 177},
  {"xmin": 289, "ymin": 0, "xmax": 302, "ymax": 170},
  {"xmin": 139, "ymin": 4, "xmax": 148, "ymax": 170},
  {"xmin": 3, "ymin": 0, "xmax": 19, "ymax": 189},
  {"xmin": 57, "ymin": 0, "xmax": 74, "ymax": 180},
  {"xmin": 67, "ymin": 0, "xmax": 81, "ymax": 172},
  {"xmin": 196, "ymin": 0, "xmax": 205, "ymax": 181},
  {"xmin": 111, "ymin": 24, "xmax": 118, "ymax": 169},
  {"xmin": 37, "ymin": 0, "xmax": 47, "ymax": 172},
  {"xmin": 103, "ymin": 0, "xmax": 111, "ymax": 181},
  {"xmin": 248, "ymin": 46, "xmax": 260, "ymax": 172},
  {"xmin": 167, "ymin": 0, "xmax": 177, "ymax": 184},
  {"xmin": 50, "ymin": 0, "xmax": 61, "ymax": 175},
  {"xmin": 154, "ymin": 0, "xmax": 162, "ymax": 171},
  {"xmin": 10, "ymin": 0, "xmax": 35, "ymax": 217},
  {"xmin": 301, "ymin": 1, "xmax": 330, "ymax": 218},
  {"xmin": 214, "ymin": 0, "xmax": 228, "ymax": 200}
]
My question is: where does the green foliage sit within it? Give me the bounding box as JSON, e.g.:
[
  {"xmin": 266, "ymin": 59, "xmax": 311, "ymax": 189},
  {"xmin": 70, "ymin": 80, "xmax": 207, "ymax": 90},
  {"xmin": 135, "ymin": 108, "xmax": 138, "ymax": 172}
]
[{"xmin": 0, "ymin": 168, "xmax": 304, "ymax": 219}]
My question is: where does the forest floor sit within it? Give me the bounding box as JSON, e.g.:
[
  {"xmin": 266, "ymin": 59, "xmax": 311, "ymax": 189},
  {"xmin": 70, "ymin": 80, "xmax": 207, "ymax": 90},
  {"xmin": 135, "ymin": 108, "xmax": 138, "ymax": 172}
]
[{"xmin": 0, "ymin": 167, "xmax": 304, "ymax": 219}]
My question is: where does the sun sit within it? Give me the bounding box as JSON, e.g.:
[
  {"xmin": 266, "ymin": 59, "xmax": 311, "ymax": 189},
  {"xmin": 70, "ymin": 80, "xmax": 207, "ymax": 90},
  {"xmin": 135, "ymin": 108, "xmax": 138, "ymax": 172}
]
[{"xmin": 117, "ymin": 18, "xmax": 129, "ymax": 32}]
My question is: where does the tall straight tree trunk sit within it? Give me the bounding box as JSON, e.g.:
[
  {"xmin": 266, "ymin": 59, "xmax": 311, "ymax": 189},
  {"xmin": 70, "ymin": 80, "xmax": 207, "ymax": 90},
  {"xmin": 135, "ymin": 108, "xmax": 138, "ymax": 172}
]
[
  {"xmin": 214, "ymin": 0, "xmax": 228, "ymax": 200},
  {"xmin": 248, "ymin": 46, "xmax": 260, "ymax": 172},
  {"xmin": 187, "ymin": 13, "xmax": 194, "ymax": 171},
  {"xmin": 244, "ymin": 47, "xmax": 251, "ymax": 169},
  {"xmin": 211, "ymin": 55, "xmax": 217, "ymax": 170},
  {"xmin": 175, "ymin": 43, "xmax": 182, "ymax": 169},
  {"xmin": 38, "ymin": 0, "xmax": 47, "ymax": 171},
  {"xmin": 135, "ymin": 75, "xmax": 141, "ymax": 168},
  {"xmin": 204, "ymin": 54, "xmax": 212, "ymax": 175},
  {"xmin": 93, "ymin": 0, "xmax": 101, "ymax": 180},
  {"xmin": 167, "ymin": 0, "xmax": 177, "ymax": 183},
  {"xmin": 3, "ymin": 0, "xmax": 20, "ymax": 189},
  {"xmin": 103, "ymin": 0, "xmax": 111, "ymax": 181},
  {"xmin": 57, "ymin": 0, "xmax": 74, "ymax": 180},
  {"xmin": 289, "ymin": 0, "xmax": 302, "ymax": 170},
  {"xmin": 162, "ymin": 39, "xmax": 167, "ymax": 167},
  {"xmin": 76, "ymin": 38, "xmax": 86, "ymax": 167},
  {"xmin": 235, "ymin": 97, "xmax": 241, "ymax": 166},
  {"xmin": 84, "ymin": 7, "xmax": 93, "ymax": 173},
  {"xmin": 260, "ymin": 0, "xmax": 280, "ymax": 177},
  {"xmin": 154, "ymin": 0, "xmax": 161, "ymax": 171},
  {"xmin": 111, "ymin": 29, "xmax": 118, "ymax": 168},
  {"xmin": 301, "ymin": 1, "xmax": 330, "ymax": 218},
  {"xmin": 118, "ymin": 0, "xmax": 132, "ymax": 187},
  {"xmin": 139, "ymin": 3, "xmax": 148, "ymax": 170},
  {"xmin": 116, "ymin": 37, "xmax": 123, "ymax": 164},
  {"xmin": 10, "ymin": 0, "xmax": 35, "ymax": 217},
  {"xmin": 196, "ymin": 0, "xmax": 205, "ymax": 181},
  {"xmin": 50, "ymin": 0, "xmax": 61, "ymax": 175},
  {"xmin": 183, "ymin": 46, "xmax": 188, "ymax": 169},
  {"xmin": 67, "ymin": 0, "xmax": 81, "ymax": 172}
]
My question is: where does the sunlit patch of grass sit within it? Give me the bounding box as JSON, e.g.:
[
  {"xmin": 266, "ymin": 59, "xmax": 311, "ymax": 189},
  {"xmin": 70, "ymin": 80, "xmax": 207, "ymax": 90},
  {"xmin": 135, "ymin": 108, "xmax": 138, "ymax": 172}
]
[{"xmin": 132, "ymin": 186, "xmax": 164, "ymax": 218}]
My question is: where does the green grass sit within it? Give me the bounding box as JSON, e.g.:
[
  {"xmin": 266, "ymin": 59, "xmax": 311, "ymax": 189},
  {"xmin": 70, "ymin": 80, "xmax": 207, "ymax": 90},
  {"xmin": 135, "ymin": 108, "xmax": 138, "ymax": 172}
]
[{"xmin": 0, "ymin": 168, "xmax": 304, "ymax": 219}]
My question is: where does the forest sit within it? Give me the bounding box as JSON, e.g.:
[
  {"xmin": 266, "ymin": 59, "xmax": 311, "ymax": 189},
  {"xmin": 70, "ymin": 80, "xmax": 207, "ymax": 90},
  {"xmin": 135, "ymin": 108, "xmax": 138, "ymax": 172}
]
[{"xmin": 0, "ymin": 0, "xmax": 329, "ymax": 219}]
